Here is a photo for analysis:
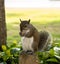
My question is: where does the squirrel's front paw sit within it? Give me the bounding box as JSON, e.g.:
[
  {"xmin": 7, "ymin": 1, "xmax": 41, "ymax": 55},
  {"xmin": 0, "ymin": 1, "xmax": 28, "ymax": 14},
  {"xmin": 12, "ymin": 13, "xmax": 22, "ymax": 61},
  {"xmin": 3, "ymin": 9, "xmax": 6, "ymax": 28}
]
[{"xmin": 26, "ymin": 50, "xmax": 34, "ymax": 55}]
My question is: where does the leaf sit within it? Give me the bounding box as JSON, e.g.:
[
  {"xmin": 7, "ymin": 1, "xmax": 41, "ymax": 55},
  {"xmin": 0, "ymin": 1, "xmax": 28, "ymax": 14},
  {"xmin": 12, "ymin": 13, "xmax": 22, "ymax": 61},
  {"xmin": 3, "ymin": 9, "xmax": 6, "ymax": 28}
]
[
  {"xmin": 0, "ymin": 62, "xmax": 7, "ymax": 64},
  {"xmin": 47, "ymin": 58, "xmax": 58, "ymax": 62},
  {"xmin": 2, "ymin": 45, "xmax": 7, "ymax": 51},
  {"xmin": 6, "ymin": 50, "xmax": 11, "ymax": 56},
  {"xmin": 55, "ymin": 55, "xmax": 60, "ymax": 59},
  {"xmin": 49, "ymin": 49, "xmax": 54, "ymax": 56},
  {"xmin": 13, "ymin": 40, "xmax": 17, "ymax": 45}
]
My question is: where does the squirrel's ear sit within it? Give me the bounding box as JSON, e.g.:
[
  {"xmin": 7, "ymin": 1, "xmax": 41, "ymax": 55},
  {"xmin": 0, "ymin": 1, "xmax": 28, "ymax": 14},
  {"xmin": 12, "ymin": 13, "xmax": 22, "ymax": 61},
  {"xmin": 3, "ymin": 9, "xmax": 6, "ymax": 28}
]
[
  {"xmin": 28, "ymin": 19, "xmax": 30, "ymax": 23},
  {"xmin": 20, "ymin": 19, "xmax": 22, "ymax": 22}
]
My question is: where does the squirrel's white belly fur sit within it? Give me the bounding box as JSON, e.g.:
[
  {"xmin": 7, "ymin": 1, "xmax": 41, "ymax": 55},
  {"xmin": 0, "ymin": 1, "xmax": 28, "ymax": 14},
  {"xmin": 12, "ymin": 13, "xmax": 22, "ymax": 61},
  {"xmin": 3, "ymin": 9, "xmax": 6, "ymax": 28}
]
[{"xmin": 21, "ymin": 37, "xmax": 34, "ymax": 51}]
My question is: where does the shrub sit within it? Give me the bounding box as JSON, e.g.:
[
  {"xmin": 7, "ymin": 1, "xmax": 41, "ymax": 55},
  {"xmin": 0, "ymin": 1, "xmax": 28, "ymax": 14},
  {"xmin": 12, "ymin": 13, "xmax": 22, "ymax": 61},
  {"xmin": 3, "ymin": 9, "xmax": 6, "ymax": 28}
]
[{"xmin": 0, "ymin": 40, "xmax": 60, "ymax": 64}]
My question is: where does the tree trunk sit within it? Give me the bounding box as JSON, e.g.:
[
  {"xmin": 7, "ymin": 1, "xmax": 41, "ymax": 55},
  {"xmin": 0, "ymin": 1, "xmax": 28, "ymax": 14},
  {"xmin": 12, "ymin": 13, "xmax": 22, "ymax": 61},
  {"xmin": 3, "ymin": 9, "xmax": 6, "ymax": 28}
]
[
  {"xmin": 19, "ymin": 53, "xmax": 39, "ymax": 64},
  {"xmin": 0, "ymin": 0, "xmax": 7, "ymax": 51}
]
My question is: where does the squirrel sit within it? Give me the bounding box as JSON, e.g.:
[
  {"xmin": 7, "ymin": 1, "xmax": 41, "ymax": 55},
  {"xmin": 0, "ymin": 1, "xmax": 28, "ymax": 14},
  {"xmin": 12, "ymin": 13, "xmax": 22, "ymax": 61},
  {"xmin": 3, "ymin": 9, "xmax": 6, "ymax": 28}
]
[{"xmin": 19, "ymin": 19, "xmax": 52, "ymax": 54}]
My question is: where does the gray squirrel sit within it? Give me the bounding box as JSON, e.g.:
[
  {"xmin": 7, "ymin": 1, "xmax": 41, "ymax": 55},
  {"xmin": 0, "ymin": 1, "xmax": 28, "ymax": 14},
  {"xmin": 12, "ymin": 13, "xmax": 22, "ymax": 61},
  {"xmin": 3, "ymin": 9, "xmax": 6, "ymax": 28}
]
[{"xmin": 19, "ymin": 19, "xmax": 52, "ymax": 54}]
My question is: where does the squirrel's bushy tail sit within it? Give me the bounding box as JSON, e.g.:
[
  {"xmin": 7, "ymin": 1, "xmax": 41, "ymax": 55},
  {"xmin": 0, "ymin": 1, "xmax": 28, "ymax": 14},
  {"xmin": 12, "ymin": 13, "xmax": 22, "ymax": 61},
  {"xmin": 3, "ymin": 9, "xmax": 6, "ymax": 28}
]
[{"xmin": 38, "ymin": 31, "xmax": 52, "ymax": 51}]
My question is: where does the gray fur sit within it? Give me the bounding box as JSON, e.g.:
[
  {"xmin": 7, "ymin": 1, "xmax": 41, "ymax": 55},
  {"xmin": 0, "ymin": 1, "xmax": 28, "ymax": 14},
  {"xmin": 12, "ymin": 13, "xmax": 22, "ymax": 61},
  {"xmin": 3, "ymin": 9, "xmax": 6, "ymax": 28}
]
[{"xmin": 38, "ymin": 31, "xmax": 52, "ymax": 51}]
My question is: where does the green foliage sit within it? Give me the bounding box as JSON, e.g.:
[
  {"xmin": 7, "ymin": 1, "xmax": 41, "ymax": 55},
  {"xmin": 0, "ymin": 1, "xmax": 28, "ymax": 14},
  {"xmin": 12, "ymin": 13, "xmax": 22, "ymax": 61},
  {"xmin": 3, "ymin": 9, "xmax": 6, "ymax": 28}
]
[
  {"xmin": 0, "ymin": 40, "xmax": 60, "ymax": 64},
  {"xmin": 0, "ymin": 40, "xmax": 22, "ymax": 64},
  {"xmin": 37, "ymin": 42, "xmax": 60, "ymax": 64}
]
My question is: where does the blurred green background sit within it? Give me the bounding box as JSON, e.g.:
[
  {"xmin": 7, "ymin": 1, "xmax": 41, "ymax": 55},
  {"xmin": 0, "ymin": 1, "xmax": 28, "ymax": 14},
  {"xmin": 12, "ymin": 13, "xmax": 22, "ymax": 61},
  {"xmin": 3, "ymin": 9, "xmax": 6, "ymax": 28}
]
[{"xmin": 5, "ymin": 8, "xmax": 60, "ymax": 45}]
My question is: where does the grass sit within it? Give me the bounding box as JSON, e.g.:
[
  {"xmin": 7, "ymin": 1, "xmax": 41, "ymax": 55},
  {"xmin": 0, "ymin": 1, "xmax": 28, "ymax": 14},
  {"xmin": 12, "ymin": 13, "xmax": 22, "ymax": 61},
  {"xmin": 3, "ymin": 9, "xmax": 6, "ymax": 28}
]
[{"xmin": 5, "ymin": 8, "xmax": 60, "ymax": 45}]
